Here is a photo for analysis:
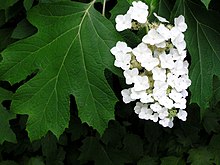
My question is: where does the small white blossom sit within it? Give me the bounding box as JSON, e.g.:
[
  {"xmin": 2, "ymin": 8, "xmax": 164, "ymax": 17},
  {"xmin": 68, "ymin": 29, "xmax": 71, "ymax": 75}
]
[
  {"xmin": 159, "ymin": 118, "xmax": 174, "ymax": 128},
  {"xmin": 173, "ymin": 98, "xmax": 186, "ymax": 109},
  {"xmin": 139, "ymin": 106, "xmax": 153, "ymax": 120},
  {"xmin": 167, "ymin": 73, "xmax": 178, "ymax": 88},
  {"xmin": 181, "ymin": 89, "xmax": 188, "ymax": 98},
  {"xmin": 140, "ymin": 93, "xmax": 154, "ymax": 103},
  {"xmin": 176, "ymin": 109, "xmax": 187, "ymax": 121},
  {"xmin": 134, "ymin": 102, "xmax": 143, "ymax": 114},
  {"xmin": 150, "ymin": 113, "xmax": 159, "ymax": 122},
  {"xmin": 152, "ymin": 67, "xmax": 166, "ymax": 82},
  {"xmin": 153, "ymin": 13, "xmax": 169, "ymax": 23},
  {"xmin": 159, "ymin": 52, "xmax": 175, "ymax": 69},
  {"xmin": 169, "ymin": 89, "xmax": 183, "ymax": 103},
  {"xmin": 130, "ymin": 88, "xmax": 146, "ymax": 100},
  {"xmin": 158, "ymin": 108, "xmax": 169, "ymax": 119},
  {"xmin": 127, "ymin": 1, "xmax": 149, "ymax": 24},
  {"xmin": 142, "ymin": 29, "xmax": 165, "ymax": 45},
  {"xmin": 115, "ymin": 14, "xmax": 132, "ymax": 31},
  {"xmin": 141, "ymin": 57, "xmax": 159, "ymax": 71},
  {"xmin": 132, "ymin": 43, "xmax": 152, "ymax": 62},
  {"xmin": 133, "ymin": 75, "xmax": 150, "ymax": 91},
  {"xmin": 121, "ymin": 88, "xmax": 135, "ymax": 103},
  {"xmin": 123, "ymin": 68, "xmax": 139, "ymax": 85},
  {"xmin": 150, "ymin": 102, "xmax": 162, "ymax": 112},
  {"xmin": 157, "ymin": 24, "xmax": 170, "ymax": 40},
  {"xmin": 173, "ymin": 75, "xmax": 191, "ymax": 92},
  {"xmin": 158, "ymin": 96, "xmax": 174, "ymax": 109},
  {"xmin": 174, "ymin": 15, "xmax": 187, "ymax": 32},
  {"xmin": 171, "ymin": 60, "xmax": 188, "ymax": 76},
  {"xmin": 114, "ymin": 53, "xmax": 131, "ymax": 70},
  {"xmin": 110, "ymin": 41, "xmax": 132, "ymax": 56}
]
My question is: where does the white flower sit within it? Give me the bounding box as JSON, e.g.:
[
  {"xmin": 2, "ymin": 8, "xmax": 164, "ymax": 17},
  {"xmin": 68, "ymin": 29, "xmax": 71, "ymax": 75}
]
[
  {"xmin": 114, "ymin": 53, "xmax": 131, "ymax": 70},
  {"xmin": 159, "ymin": 118, "xmax": 174, "ymax": 128},
  {"xmin": 140, "ymin": 93, "xmax": 154, "ymax": 103},
  {"xmin": 173, "ymin": 98, "xmax": 186, "ymax": 109},
  {"xmin": 150, "ymin": 113, "xmax": 159, "ymax": 122},
  {"xmin": 174, "ymin": 15, "xmax": 187, "ymax": 32},
  {"xmin": 142, "ymin": 29, "xmax": 165, "ymax": 45},
  {"xmin": 170, "ymin": 28, "xmax": 186, "ymax": 53},
  {"xmin": 173, "ymin": 75, "xmax": 191, "ymax": 92},
  {"xmin": 157, "ymin": 24, "xmax": 170, "ymax": 40},
  {"xmin": 170, "ymin": 27, "xmax": 181, "ymax": 39},
  {"xmin": 127, "ymin": 1, "xmax": 149, "ymax": 23},
  {"xmin": 171, "ymin": 60, "xmax": 188, "ymax": 76},
  {"xmin": 153, "ymin": 13, "xmax": 169, "ymax": 23},
  {"xmin": 134, "ymin": 102, "xmax": 144, "ymax": 114},
  {"xmin": 181, "ymin": 89, "xmax": 188, "ymax": 98},
  {"xmin": 169, "ymin": 89, "xmax": 183, "ymax": 103},
  {"xmin": 159, "ymin": 52, "xmax": 175, "ymax": 69},
  {"xmin": 121, "ymin": 88, "xmax": 135, "ymax": 103},
  {"xmin": 150, "ymin": 102, "xmax": 162, "ymax": 112},
  {"xmin": 153, "ymin": 88, "xmax": 167, "ymax": 101},
  {"xmin": 133, "ymin": 75, "xmax": 150, "ymax": 91},
  {"xmin": 167, "ymin": 73, "xmax": 178, "ymax": 88},
  {"xmin": 152, "ymin": 67, "xmax": 166, "ymax": 82},
  {"xmin": 141, "ymin": 57, "xmax": 159, "ymax": 71},
  {"xmin": 170, "ymin": 48, "xmax": 186, "ymax": 61},
  {"xmin": 123, "ymin": 68, "xmax": 139, "ymax": 85},
  {"xmin": 130, "ymin": 88, "xmax": 146, "ymax": 100},
  {"xmin": 158, "ymin": 96, "xmax": 174, "ymax": 109},
  {"xmin": 176, "ymin": 109, "xmax": 187, "ymax": 121},
  {"xmin": 154, "ymin": 80, "xmax": 168, "ymax": 90},
  {"xmin": 110, "ymin": 41, "xmax": 132, "ymax": 56},
  {"xmin": 132, "ymin": 43, "xmax": 152, "ymax": 62},
  {"xmin": 139, "ymin": 106, "xmax": 153, "ymax": 120},
  {"xmin": 115, "ymin": 14, "xmax": 132, "ymax": 32},
  {"xmin": 158, "ymin": 108, "xmax": 169, "ymax": 119}
]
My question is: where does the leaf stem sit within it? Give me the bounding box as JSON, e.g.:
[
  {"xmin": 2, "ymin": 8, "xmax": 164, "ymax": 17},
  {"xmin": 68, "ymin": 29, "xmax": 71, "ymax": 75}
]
[{"xmin": 102, "ymin": 0, "xmax": 106, "ymax": 16}]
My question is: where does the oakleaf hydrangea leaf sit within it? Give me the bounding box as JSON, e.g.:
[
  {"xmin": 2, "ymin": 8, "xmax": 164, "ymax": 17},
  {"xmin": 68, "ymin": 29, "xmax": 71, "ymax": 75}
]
[
  {"xmin": 0, "ymin": 1, "xmax": 120, "ymax": 140},
  {"xmin": 172, "ymin": 0, "xmax": 220, "ymax": 114}
]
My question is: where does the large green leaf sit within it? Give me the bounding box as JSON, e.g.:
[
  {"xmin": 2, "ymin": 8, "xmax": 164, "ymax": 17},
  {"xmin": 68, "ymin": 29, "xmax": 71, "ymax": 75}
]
[
  {"xmin": 172, "ymin": 0, "xmax": 220, "ymax": 114},
  {"xmin": 0, "ymin": 1, "xmax": 120, "ymax": 140}
]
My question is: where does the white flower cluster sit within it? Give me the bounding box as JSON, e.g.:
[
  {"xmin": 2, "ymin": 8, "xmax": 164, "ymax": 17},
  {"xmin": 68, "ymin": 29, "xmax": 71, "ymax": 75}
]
[{"xmin": 111, "ymin": 1, "xmax": 191, "ymax": 128}]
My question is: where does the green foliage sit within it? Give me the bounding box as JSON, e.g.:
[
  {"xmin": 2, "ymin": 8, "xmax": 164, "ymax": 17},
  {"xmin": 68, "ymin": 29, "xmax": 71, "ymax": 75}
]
[
  {"xmin": 23, "ymin": 0, "xmax": 34, "ymax": 10},
  {"xmin": 172, "ymin": 0, "xmax": 220, "ymax": 114},
  {"xmin": 161, "ymin": 156, "xmax": 185, "ymax": 165},
  {"xmin": 187, "ymin": 147, "xmax": 215, "ymax": 165},
  {"xmin": 0, "ymin": 88, "xmax": 16, "ymax": 144},
  {"xmin": 0, "ymin": 0, "xmax": 19, "ymax": 10},
  {"xmin": 0, "ymin": 1, "xmax": 120, "ymax": 140},
  {"xmin": 0, "ymin": 0, "xmax": 220, "ymax": 164}
]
